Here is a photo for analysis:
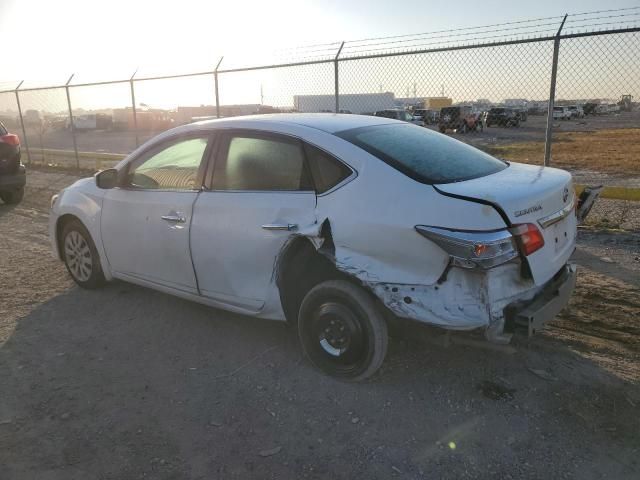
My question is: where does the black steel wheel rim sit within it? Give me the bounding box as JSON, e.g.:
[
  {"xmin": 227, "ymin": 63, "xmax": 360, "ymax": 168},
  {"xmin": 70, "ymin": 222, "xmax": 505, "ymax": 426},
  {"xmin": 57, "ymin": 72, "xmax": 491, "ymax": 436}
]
[{"xmin": 305, "ymin": 299, "xmax": 372, "ymax": 375}]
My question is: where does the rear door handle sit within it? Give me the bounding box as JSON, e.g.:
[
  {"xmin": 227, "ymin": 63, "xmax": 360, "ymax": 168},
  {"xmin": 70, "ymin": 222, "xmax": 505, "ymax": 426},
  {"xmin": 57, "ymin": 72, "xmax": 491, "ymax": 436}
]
[
  {"xmin": 262, "ymin": 223, "xmax": 298, "ymax": 231},
  {"xmin": 161, "ymin": 214, "xmax": 186, "ymax": 223}
]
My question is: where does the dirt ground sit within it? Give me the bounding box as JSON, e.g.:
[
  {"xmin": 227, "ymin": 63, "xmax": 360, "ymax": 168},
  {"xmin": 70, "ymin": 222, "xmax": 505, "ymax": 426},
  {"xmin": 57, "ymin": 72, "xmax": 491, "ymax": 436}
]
[{"xmin": 1, "ymin": 169, "xmax": 639, "ymax": 479}]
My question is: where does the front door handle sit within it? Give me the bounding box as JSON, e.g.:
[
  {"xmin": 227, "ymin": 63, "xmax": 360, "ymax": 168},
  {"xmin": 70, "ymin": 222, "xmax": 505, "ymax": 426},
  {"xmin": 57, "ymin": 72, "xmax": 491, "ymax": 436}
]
[
  {"xmin": 161, "ymin": 214, "xmax": 186, "ymax": 223},
  {"xmin": 262, "ymin": 223, "xmax": 298, "ymax": 231}
]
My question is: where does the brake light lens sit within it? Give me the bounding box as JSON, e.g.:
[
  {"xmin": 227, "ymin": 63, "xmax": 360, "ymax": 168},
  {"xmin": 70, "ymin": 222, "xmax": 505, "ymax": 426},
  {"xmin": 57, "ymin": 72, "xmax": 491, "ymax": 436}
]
[
  {"xmin": 415, "ymin": 225, "xmax": 518, "ymax": 269},
  {"xmin": 511, "ymin": 223, "xmax": 545, "ymax": 256},
  {"xmin": 0, "ymin": 133, "xmax": 20, "ymax": 146}
]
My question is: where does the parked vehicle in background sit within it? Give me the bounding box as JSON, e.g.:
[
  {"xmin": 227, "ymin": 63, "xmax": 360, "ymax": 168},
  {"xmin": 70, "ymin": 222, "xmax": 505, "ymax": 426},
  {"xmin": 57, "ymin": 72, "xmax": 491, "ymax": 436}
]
[
  {"xmin": 374, "ymin": 109, "xmax": 421, "ymax": 125},
  {"xmin": 414, "ymin": 109, "xmax": 439, "ymax": 125},
  {"xmin": 485, "ymin": 107, "xmax": 520, "ymax": 127},
  {"xmin": 608, "ymin": 103, "xmax": 620, "ymax": 114},
  {"xmin": 49, "ymin": 114, "xmax": 598, "ymax": 380},
  {"xmin": 566, "ymin": 105, "xmax": 584, "ymax": 119},
  {"xmin": 68, "ymin": 113, "xmax": 113, "ymax": 131},
  {"xmin": 594, "ymin": 104, "xmax": 610, "ymax": 115},
  {"xmin": 438, "ymin": 106, "xmax": 481, "ymax": 133},
  {"xmin": 514, "ymin": 108, "xmax": 528, "ymax": 122},
  {"xmin": 582, "ymin": 103, "xmax": 597, "ymax": 115},
  {"xmin": 618, "ymin": 94, "xmax": 633, "ymax": 112},
  {"xmin": 553, "ymin": 106, "xmax": 572, "ymax": 121},
  {"xmin": 0, "ymin": 122, "xmax": 25, "ymax": 204}
]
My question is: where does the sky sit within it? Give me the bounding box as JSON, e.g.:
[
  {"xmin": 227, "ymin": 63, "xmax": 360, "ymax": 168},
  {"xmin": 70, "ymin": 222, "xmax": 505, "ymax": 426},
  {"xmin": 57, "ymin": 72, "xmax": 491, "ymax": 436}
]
[
  {"xmin": 1, "ymin": 0, "xmax": 638, "ymax": 85},
  {"xmin": 0, "ymin": 0, "xmax": 638, "ymax": 111}
]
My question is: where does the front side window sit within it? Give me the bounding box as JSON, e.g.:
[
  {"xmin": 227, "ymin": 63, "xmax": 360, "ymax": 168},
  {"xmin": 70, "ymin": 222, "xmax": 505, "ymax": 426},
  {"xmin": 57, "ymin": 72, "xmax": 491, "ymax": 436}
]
[
  {"xmin": 212, "ymin": 134, "xmax": 312, "ymax": 191},
  {"xmin": 336, "ymin": 123, "xmax": 507, "ymax": 184},
  {"xmin": 127, "ymin": 137, "xmax": 208, "ymax": 190}
]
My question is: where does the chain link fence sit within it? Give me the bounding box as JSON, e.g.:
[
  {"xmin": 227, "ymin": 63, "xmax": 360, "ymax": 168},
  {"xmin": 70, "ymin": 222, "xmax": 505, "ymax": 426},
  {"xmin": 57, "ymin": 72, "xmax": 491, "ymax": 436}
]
[{"xmin": 1, "ymin": 10, "xmax": 638, "ymax": 183}]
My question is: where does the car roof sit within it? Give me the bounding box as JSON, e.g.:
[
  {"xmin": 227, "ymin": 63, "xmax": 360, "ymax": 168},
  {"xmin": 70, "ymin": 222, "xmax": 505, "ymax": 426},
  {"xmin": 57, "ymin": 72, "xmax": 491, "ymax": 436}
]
[{"xmin": 192, "ymin": 113, "xmax": 396, "ymax": 134}]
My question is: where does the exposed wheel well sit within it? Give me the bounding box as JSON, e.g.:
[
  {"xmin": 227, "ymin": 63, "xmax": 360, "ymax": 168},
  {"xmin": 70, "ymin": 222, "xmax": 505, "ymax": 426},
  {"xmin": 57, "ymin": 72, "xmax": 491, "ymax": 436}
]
[{"xmin": 276, "ymin": 237, "xmax": 349, "ymax": 326}]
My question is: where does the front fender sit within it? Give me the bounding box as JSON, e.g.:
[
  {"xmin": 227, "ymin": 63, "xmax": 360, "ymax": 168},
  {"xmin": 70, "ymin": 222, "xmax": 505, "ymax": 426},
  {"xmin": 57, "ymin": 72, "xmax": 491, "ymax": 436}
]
[{"xmin": 50, "ymin": 179, "xmax": 112, "ymax": 280}]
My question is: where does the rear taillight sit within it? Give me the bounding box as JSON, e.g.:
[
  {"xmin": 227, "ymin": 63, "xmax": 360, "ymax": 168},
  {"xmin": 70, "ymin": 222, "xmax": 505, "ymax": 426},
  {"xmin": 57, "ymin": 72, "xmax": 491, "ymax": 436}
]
[
  {"xmin": 0, "ymin": 133, "xmax": 20, "ymax": 146},
  {"xmin": 510, "ymin": 223, "xmax": 545, "ymax": 256},
  {"xmin": 415, "ymin": 225, "xmax": 518, "ymax": 269}
]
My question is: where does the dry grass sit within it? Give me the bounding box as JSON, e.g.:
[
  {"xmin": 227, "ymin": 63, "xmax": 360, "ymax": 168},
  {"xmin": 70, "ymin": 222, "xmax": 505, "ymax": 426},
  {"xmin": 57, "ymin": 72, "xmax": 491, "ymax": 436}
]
[{"xmin": 485, "ymin": 128, "xmax": 640, "ymax": 176}]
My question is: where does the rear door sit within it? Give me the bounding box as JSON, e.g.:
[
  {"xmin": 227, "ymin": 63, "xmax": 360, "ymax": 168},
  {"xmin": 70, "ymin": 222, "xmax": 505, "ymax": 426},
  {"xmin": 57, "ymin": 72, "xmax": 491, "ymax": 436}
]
[
  {"xmin": 101, "ymin": 133, "xmax": 212, "ymax": 293},
  {"xmin": 190, "ymin": 130, "xmax": 317, "ymax": 311}
]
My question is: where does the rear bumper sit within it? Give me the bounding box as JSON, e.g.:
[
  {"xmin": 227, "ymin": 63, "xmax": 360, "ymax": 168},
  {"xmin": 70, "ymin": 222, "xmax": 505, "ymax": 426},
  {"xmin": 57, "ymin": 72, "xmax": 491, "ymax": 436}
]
[
  {"xmin": 504, "ymin": 263, "xmax": 577, "ymax": 337},
  {"xmin": 0, "ymin": 165, "xmax": 26, "ymax": 190}
]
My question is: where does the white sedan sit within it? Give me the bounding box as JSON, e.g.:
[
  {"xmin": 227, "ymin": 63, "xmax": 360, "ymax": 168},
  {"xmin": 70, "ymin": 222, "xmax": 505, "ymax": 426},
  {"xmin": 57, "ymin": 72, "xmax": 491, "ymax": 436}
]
[{"xmin": 49, "ymin": 114, "xmax": 594, "ymax": 380}]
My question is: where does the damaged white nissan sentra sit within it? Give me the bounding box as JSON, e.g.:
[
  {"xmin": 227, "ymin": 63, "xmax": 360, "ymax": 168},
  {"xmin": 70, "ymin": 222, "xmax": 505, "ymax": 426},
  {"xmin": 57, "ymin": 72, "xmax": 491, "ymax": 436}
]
[{"xmin": 49, "ymin": 114, "xmax": 598, "ymax": 380}]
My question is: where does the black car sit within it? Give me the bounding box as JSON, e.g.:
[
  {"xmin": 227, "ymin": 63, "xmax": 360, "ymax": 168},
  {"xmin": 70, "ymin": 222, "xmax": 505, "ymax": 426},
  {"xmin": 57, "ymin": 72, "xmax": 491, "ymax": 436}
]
[
  {"xmin": 486, "ymin": 108, "xmax": 520, "ymax": 127},
  {"xmin": 0, "ymin": 122, "xmax": 25, "ymax": 204}
]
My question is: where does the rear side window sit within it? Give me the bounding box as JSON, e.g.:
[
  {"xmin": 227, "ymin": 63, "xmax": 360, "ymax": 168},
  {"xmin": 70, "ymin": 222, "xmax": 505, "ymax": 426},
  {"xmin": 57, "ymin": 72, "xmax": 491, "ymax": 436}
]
[
  {"xmin": 336, "ymin": 123, "xmax": 507, "ymax": 184},
  {"xmin": 304, "ymin": 144, "xmax": 352, "ymax": 194},
  {"xmin": 212, "ymin": 134, "xmax": 313, "ymax": 191},
  {"xmin": 0, "ymin": 122, "xmax": 7, "ymax": 136}
]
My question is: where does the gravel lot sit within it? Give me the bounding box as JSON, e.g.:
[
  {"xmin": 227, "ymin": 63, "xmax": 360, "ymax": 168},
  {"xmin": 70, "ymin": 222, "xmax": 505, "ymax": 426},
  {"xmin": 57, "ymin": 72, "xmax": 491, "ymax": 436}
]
[{"xmin": 1, "ymin": 168, "xmax": 639, "ymax": 479}]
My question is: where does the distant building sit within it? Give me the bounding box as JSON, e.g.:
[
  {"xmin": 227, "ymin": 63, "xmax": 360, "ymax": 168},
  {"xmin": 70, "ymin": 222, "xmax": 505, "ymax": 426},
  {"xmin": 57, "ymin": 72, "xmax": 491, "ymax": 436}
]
[
  {"xmin": 294, "ymin": 93, "xmax": 396, "ymax": 114},
  {"xmin": 423, "ymin": 97, "xmax": 452, "ymax": 110}
]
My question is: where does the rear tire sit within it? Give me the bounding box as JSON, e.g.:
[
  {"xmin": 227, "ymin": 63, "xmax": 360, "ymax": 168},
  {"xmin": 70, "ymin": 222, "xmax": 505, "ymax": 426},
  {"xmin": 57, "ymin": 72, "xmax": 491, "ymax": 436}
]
[
  {"xmin": 0, "ymin": 187, "xmax": 24, "ymax": 204},
  {"xmin": 298, "ymin": 280, "xmax": 388, "ymax": 381},
  {"xmin": 61, "ymin": 219, "xmax": 106, "ymax": 289},
  {"xmin": 439, "ymin": 126, "xmax": 446, "ymax": 133}
]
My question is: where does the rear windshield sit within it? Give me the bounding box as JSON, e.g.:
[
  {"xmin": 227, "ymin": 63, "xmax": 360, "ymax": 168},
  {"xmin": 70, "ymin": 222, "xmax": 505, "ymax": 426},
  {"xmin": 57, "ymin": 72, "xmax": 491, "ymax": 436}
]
[{"xmin": 336, "ymin": 123, "xmax": 507, "ymax": 184}]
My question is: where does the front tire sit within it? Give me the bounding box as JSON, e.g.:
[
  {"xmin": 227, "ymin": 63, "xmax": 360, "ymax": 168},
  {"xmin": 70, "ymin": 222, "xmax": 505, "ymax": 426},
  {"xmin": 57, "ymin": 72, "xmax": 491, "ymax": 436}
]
[
  {"xmin": 61, "ymin": 219, "xmax": 106, "ymax": 289},
  {"xmin": 298, "ymin": 280, "xmax": 388, "ymax": 381},
  {"xmin": 0, "ymin": 187, "xmax": 24, "ymax": 204}
]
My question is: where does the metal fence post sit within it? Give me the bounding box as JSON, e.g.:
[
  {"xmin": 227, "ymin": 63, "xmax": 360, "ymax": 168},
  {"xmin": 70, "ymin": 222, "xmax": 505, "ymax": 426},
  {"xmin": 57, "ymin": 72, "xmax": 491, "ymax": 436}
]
[
  {"xmin": 130, "ymin": 69, "xmax": 139, "ymax": 148},
  {"xmin": 14, "ymin": 81, "xmax": 31, "ymax": 165},
  {"xmin": 215, "ymin": 56, "xmax": 224, "ymax": 118},
  {"xmin": 334, "ymin": 42, "xmax": 345, "ymax": 113},
  {"xmin": 544, "ymin": 14, "xmax": 567, "ymax": 166},
  {"xmin": 65, "ymin": 74, "xmax": 80, "ymax": 168}
]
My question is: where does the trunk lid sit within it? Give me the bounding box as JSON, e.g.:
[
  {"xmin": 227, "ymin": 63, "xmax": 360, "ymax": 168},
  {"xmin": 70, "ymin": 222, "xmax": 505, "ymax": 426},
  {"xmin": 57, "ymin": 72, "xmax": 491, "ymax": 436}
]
[{"xmin": 435, "ymin": 162, "xmax": 577, "ymax": 286}]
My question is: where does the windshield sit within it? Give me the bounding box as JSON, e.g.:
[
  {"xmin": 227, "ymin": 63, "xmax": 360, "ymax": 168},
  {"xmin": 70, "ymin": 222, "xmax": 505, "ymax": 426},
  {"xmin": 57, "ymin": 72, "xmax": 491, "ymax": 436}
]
[
  {"xmin": 490, "ymin": 108, "xmax": 504, "ymax": 113},
  {"xmin": 336, "ymin": 123, "xmax": 507, "ymax": 184}
]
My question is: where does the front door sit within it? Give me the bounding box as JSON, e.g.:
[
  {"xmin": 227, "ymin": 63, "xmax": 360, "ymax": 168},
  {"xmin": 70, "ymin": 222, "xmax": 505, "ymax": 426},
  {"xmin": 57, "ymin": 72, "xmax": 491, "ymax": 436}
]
[
  {"xmin": 101, "ymin": 134, "xmax": 211, "ymax": 294},
  {"xmin": 190, "ymin": 130, "xmax": 317, "ymax": 310}
]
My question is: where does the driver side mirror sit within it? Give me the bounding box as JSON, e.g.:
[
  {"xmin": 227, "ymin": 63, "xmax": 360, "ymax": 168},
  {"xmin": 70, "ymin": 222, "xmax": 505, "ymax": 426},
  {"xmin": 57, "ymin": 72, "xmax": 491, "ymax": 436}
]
[{"xmin": 95, "ymin": 168, "xmax": 119, "ymax": 189}]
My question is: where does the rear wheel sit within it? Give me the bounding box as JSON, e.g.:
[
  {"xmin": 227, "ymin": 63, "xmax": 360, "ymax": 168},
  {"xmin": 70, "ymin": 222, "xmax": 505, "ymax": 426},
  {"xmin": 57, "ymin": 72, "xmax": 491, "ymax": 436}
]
[
  {"xmin": 61, "ymin": 219, "xmax": 106, "ymax": 289},
  {"xmin": 0, "ymin": 187, "xmax": 24, "ymax": 204},
  {"xmin": 438, "ymin": 126, "xmax": 446, "ymax": 133},
  {"xmin": 298, "ymin": 280, "xmax": 388, "ymax": 381}
]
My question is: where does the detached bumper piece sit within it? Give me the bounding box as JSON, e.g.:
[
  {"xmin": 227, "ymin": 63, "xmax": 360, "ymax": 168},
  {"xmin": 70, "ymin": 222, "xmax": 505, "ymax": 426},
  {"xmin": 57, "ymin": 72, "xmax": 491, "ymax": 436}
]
[{"xmin": 505, "ymin": 263, "xmax": 577, "ymax": 337}]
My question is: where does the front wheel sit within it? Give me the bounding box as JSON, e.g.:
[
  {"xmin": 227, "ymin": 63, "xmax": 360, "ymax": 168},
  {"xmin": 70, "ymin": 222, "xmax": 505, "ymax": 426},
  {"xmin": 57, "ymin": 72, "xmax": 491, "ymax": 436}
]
[
  {"xmin": 61, "ymin": 219, "xmax": 106, "ymax": 289},
  {"xmin": 298, "ymin": 280, "xmax": 388, "ymax": 381},
  {"xmin": 0, "ymin": 187, "xmax": 24, "ymax": 204}
]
